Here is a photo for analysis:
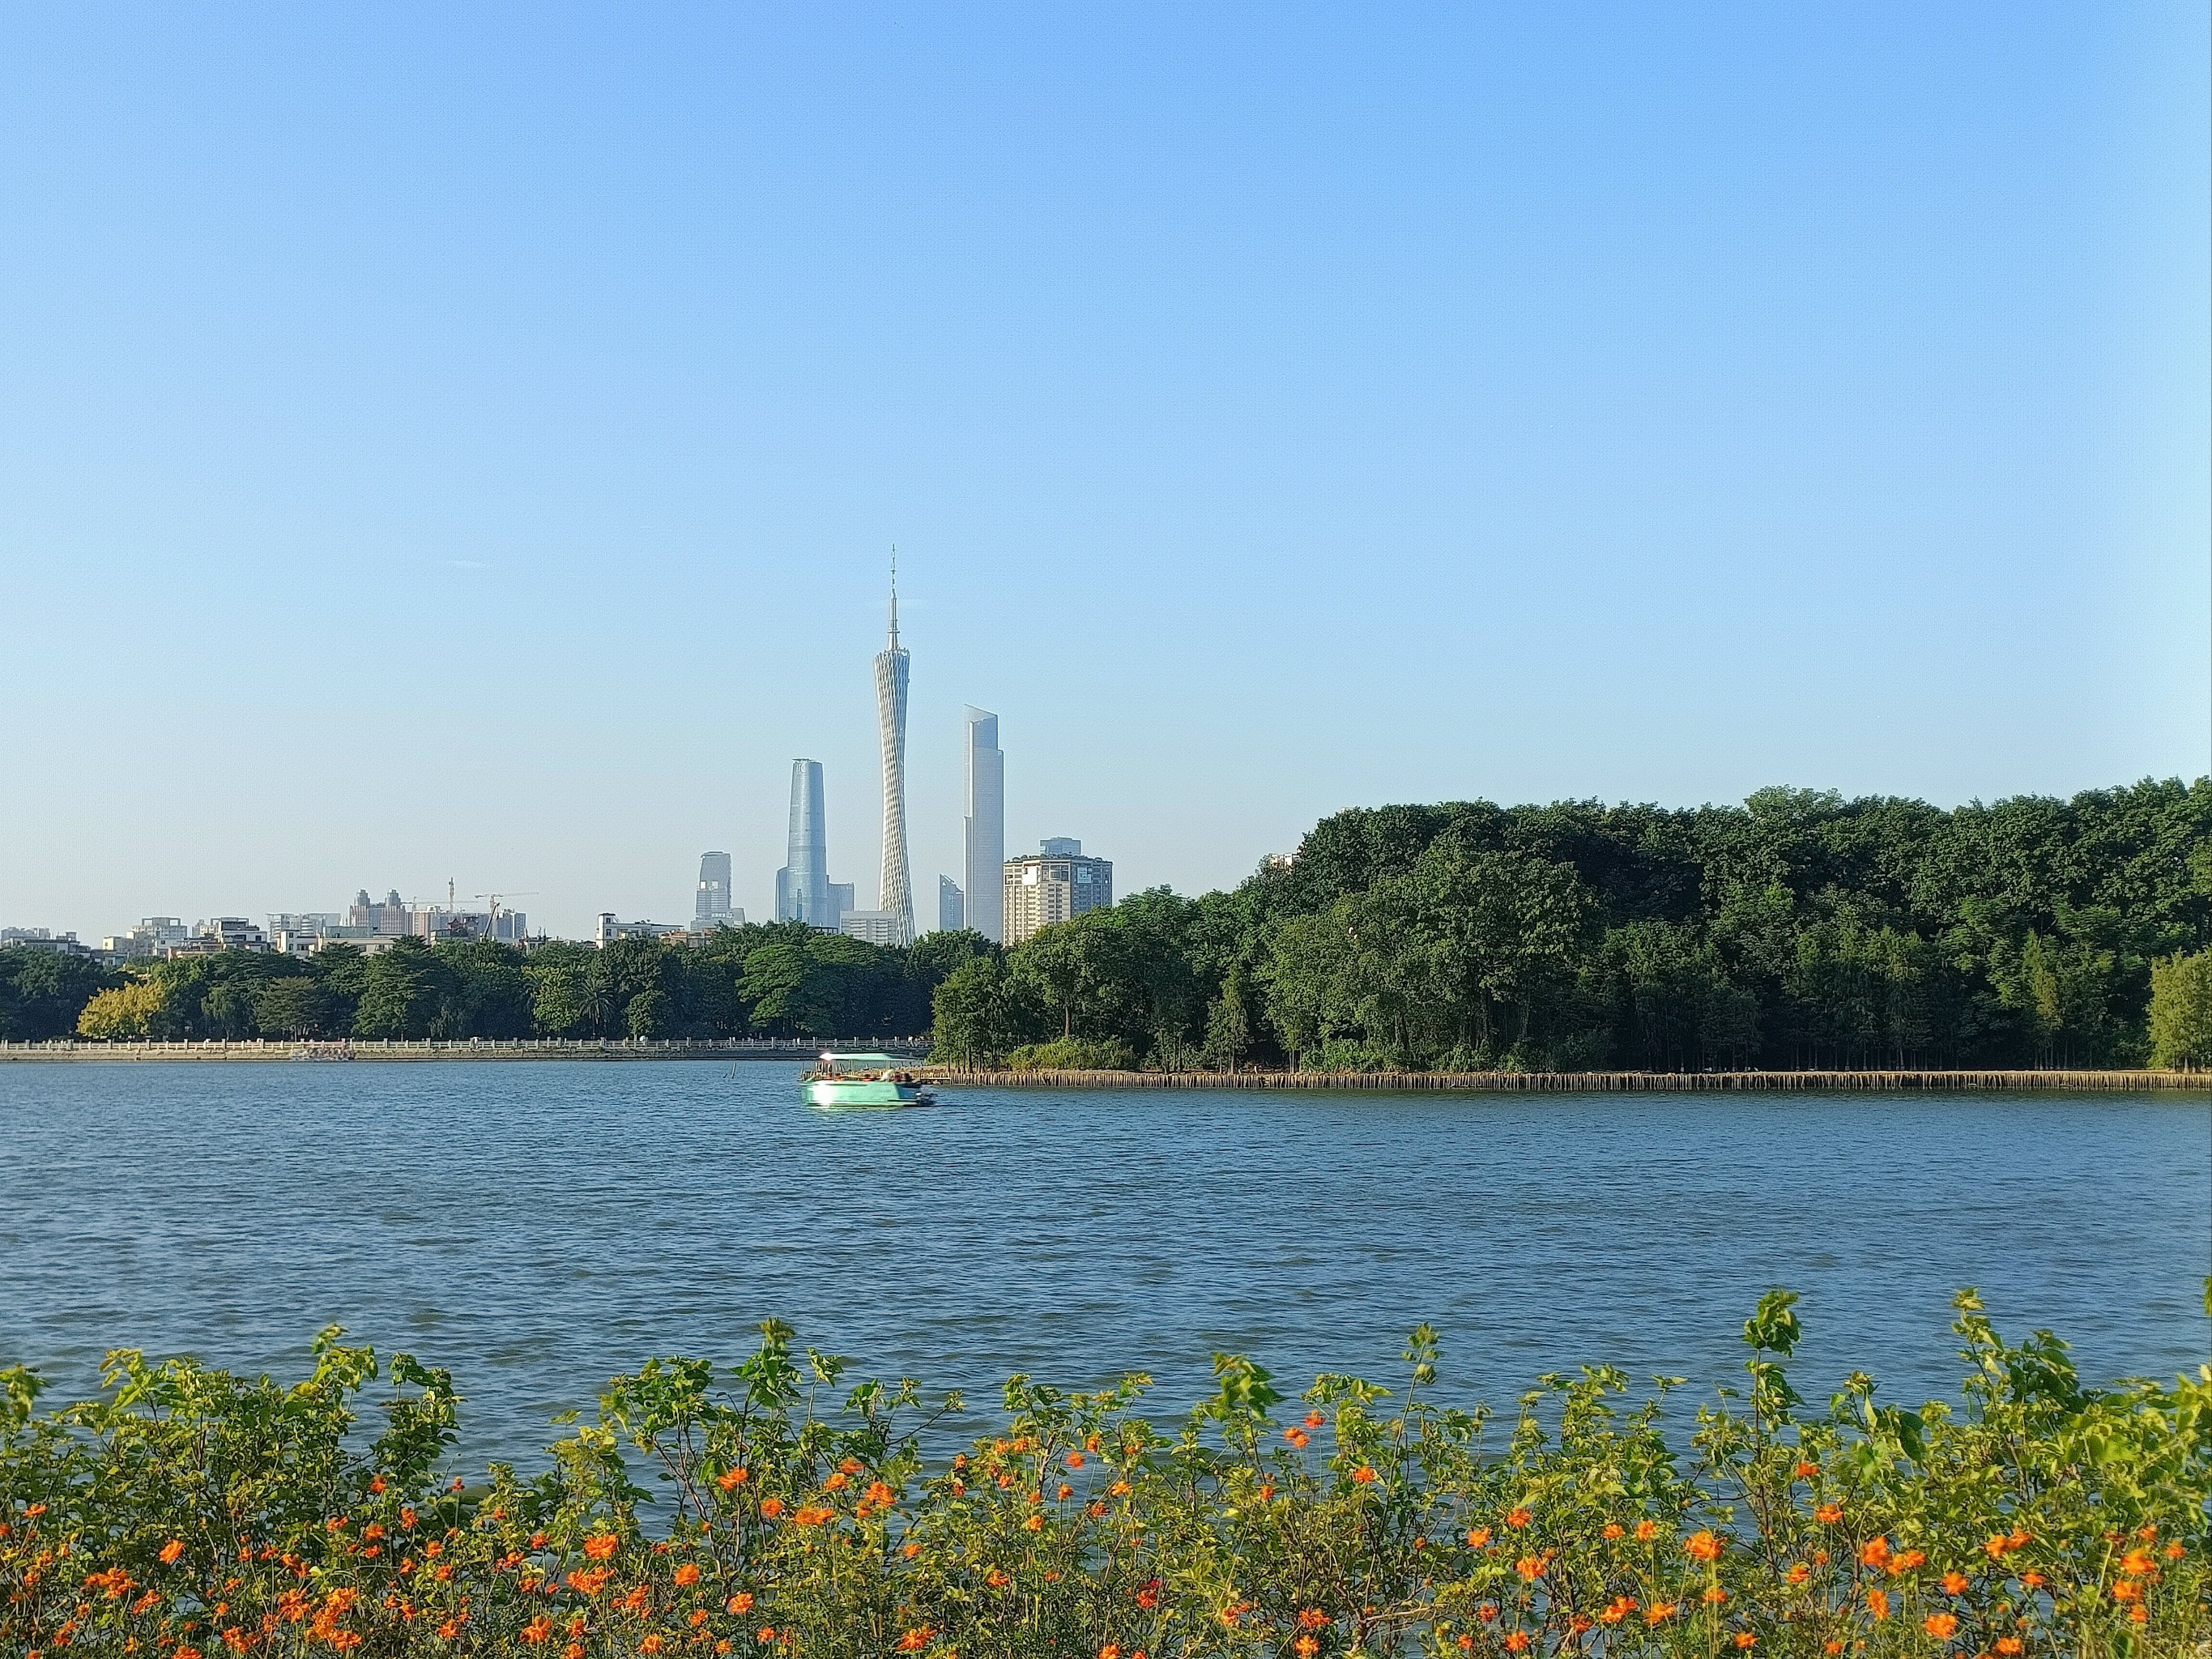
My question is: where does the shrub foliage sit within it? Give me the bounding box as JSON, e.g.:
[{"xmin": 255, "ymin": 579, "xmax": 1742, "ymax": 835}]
[{"xmin": 3, "ymin": 1294, "xmax": 2206, "ymax": 1657}]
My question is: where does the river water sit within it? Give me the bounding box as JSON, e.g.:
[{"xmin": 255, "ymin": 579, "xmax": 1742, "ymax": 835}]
[{"xmin": 1, "ymin": 1062, "xmax": 2204, "ymax": 1468}]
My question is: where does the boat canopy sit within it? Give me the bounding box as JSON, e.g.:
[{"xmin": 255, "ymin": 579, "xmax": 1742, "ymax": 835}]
[{"xmin": 820, "ymin": 1051, "xmax": 903, "ymax": 1070}]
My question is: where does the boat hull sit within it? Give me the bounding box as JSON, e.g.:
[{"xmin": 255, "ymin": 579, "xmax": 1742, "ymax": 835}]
[{"xmin": 804, "ymin": 1077, "xmax": 931, "ymax": 1109}]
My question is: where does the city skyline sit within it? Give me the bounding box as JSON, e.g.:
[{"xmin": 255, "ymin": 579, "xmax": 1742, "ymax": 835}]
[{"xmin": 2, "ymin": 7, "xmax": 2204, "ymax": 940}]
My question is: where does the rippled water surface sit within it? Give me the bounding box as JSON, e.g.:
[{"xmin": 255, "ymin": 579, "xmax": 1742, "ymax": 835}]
[{"xmin": 1, "ymin": 1063, "xmax": 2205, "ymax": 1465}]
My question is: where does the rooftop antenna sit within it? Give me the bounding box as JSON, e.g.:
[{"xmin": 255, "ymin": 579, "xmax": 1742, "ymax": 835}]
[{"xmin": 888, "ymin": 544, "xmax": 899, "ymax": 646}]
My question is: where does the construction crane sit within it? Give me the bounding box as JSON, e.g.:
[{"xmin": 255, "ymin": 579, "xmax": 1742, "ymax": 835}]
[{"xmin": 470, "ymin": 892, "xmax": 539, "ymax": 940}]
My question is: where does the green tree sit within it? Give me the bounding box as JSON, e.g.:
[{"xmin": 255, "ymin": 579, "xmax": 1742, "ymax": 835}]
[
  {"xmin": 353, "ymin": 939, "xmax": 446, "ymax": 1039},
  {"xmin": 254, "ymin": 977, "xmax": 334, "ymax": 1039},
  {"xmin": 625, "ymin": 987, "xmax": 670, "ymax": 1038},
  {"xmin": 2149, "ymin": 950, "xmax": 2212, "ymax": 1068}
]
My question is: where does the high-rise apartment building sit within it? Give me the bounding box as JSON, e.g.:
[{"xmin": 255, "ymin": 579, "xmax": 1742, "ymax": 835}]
[
  {"xmin": 1002, "ymin": 841, "xmax": 1114, "ymax": 945},
  {"xmin": 873, "ymin": 565, "xmax": 914, "ymax": 945},
  {"xmin": 774, "ymin": 760, "xmax": 832, "ymax": 925},
  {"xmin": 939, "ymin": 876, "xmax": 964, "ymax": 933},
  {"xmin": 695, "ymin": 851, "xmax": 735, "ymax": 928},
  {"xmin": 962, "ymin": 706, "xmax": 1004, "ymax": 943}
]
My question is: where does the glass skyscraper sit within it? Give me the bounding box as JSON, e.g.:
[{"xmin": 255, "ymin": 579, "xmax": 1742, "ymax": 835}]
[
  {"xmin": 694, "ymin": 851, "xmax": 734, "ymax": 928},
  {"xmin": 774, "ymin": 759, "xmax": 831, "ymax": 925},
  {"xmin": 963, "ymin": 706, "xmax": 1004, "ymax": 943}
]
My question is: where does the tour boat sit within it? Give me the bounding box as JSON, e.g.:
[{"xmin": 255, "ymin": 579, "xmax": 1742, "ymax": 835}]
[{"xmin": 800, "ymin": 1051, "xmax": 933, "ymax": 1109}]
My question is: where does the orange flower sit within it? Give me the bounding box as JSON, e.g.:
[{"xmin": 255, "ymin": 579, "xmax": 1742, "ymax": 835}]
[
  {"xmin": 727, "ymin": 1594, "xmax": 754, "ymax": 1614},
  {"xmin": 584, "ymin": 1534, "xmax": 620, "ymax": 1561},
  {"xmin": 1866, "ymin": 1589, "xmax": 1890, "ymax": 1622},
  {"xmin": 1995, "ymin": 1640, "xmax": 2024, "ymax": 1656},
  {"xmin": 1859, "ymin": 1537, "xmax": 1891, "ymax": 1569},
  {"xmin": 897, "ymin": 1628, "xmax": 934, "ymax": 1652},
  {"xmin": 437, "ymin": 1620, "xmax": 462, "ymax": 1640},
  {"xmin": 1022, "ymin": 1514, "xmax": 1043, "ymax": 1532},
  {"xmin": 1645, "ymin": 1602, "xmax": 1679, "ymax": 1625},
  {"xmin": 522, "ymin": 1616, "xmax": 555, "ymax": 1644},
  {"xmin": 1351, "ymin": 1466, "xmax": 1379, "ymax": 1485},
  {"xmin": 718, "ymin": 1469, "xmax": 749, "ymax": 1492},
  {"xmin": 1292, "ymin": 1639, "xmax": 1319, "ymax": 1659},
  {"xmin": 1889, "ymin": 1549, "xmax": 1926, "ymax": 1576},
  {"xmin": 2112, "ymin": 1579, "xmax": 2142, "ymax": 1603},
  {"xmin": 1734, "ymin": 1635, "xmax": 1758, "ymax": 1649},
  {"xmin": 1098, "ymin": 1646, "xmax": 1119, "ymax": 1659},
  {"xmin": 1298, "ymin": 1609, "xmax": 1330, "ymax": 1630},
  {"xmin": 1136, "ymin": 1580, "xmax": 1161, "ymax": 1610},
  {"xmin": 565, "ymin": 1567, "xmax": 611, "ymax": 1598},
  {"xmin": 987, "ymin": 1569, "xmax": 1010, "ymax": 1589},
  {"xmin": 1506, "ymin": 1508, "xmax": 1532, "ymax": 1529},
  {"xmin": 1794, "ymin": 1460, "xmax": 1818, "ymax": 1478},
  {"xmin": 1703, "ymin": 1586, "xmax": 1729, "ymax": 1605},
  {"xmin": 641, "ymin": 1637, "xmax": 666, "ymax": 1655},
  {"xmin": 1066, "ymin": 1452, "xmax": 1085, "ymax": 1469},
  {"xmin": 1304, "ymin": 1410, "xmax": 1324, "ymax": 1428},
  {"xmin": 2121, "ymin": 1548, "xmax": 2159, "ymax": 1576},
  {"xmin": 904, "ymin": 1541, "xmax": 923, "ymax": 1557},
  {"xmin": 1634, "ymin": 1519, "xmax": 1664, "ymax": 1542},
  {"xmin": 1284, "ymin": 1428, "xmax": 1311, "ymax": 1449},
  {"xmin": 866, "ymin": 1482, "xmax": 897, "ymax": 1508},
  {"xmin": 1466, "ymin": 1528, "xmax": 1493, "ymax": 1549},
  {"xmin": 1057, "ymin": 1484, "xmax": 1073, "ymax": 1501},
  {"xmin": 757, "ymin": 1629, "xmax": 777, "ymax": 1644},
  {"xmin": 1815, "ymin": 1504, "xmax": 1843, "ymax": 1525},
  {"xmin": 1786, "ymin": 1562, "xmax": 1811, "ymax": 1587},
  {"xmin": 1601, "ymin": 1523, "xmax": 1625, "ymax": 1540},
  {"xmin": 1924, "ymin": 1613, "xmax": 1958, "ymax": 1640},
  {"xmin": 1685, "ymin": 1530, "xmax": 1724, "ymax": 1563},
  {"xmin": 159, "ymin": 1540, "xmax": 185, "ymax": 1565},
  {"xmin": 1504, "ymin": 1632, "xmax": 1532, "ymax": 1653},
  {"xmin": 758, "ymin": 1499, "xmax": 785, "ymax": 1520},
  {"xmin": 675, "ymin": 1563, "xmax": 701, "ymax": 1587},
  {"xmin": 2020, "ymin": 1571, "xmax": 2044, "ymax": 1588},
  {"xmin": 792, "ymin": 1506, "xmax": 835, "ymax": 1528},
  {"xmin": 1109, "ymin": 1481, "xmax": 1132, "ymax": 1498},
  {"xmin": 1941, "ymin": 1571, "xmax": 1968, "ymax": 1594},
  {"xmin": 1598, "ymin": 1596, "xmax": 1637, "ymax": 1624},
  {"xmin": 1514, "ymin": 1556, "xmax": 1545, "ymax": 1582}
]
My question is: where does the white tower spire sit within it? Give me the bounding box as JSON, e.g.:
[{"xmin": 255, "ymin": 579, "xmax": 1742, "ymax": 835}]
[{"xmin": 873, "ymin": 548, "xmax": 914, "ymax": 945}]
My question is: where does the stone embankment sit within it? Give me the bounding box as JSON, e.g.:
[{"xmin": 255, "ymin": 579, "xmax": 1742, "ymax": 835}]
[
  {"xmin": 0, "ymin": 1038, "xmax": 928, "ymax": 1063},
  {"xmin": 922, "ymin": 1066, "xmax": 2209, "ymax": 1092}
]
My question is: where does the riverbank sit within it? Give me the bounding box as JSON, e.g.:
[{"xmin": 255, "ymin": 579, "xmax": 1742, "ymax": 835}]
[
  {"xmin": 925, "ymin": 1064, "xmax": 2210, "ymax": 1091},
  {"xmin": 0, "ymin": 1037, "xmax": 928, "ymax": 1062}
]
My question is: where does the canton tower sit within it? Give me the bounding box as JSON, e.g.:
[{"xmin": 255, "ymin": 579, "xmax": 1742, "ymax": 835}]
[{"xmin": 873, "ymin": 553, "xmax": 914, "ymax": 945}]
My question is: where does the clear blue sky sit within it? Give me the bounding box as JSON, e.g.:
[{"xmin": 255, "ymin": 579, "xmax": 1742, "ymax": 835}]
[{"xmin": 2, "ymin": 4, "xmax": 2206, "ymax": 941}]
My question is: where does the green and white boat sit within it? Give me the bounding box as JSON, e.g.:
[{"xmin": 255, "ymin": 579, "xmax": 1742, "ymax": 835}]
[{"xmin": 800, "ymin": 1051, "xmax": 933, "ymax": 1109}]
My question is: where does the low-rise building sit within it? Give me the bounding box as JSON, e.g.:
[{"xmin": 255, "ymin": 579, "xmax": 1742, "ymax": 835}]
[
  {"xmin": 596, "ymin": 913, "xmax": 684, "ymax": 947},
  {"xmin": 0, "ymin": 927, "xmax": 92, "ymax": 957},
  {"xmin": 1003, "ymin": 842, "xmax": 1114, "ymax": 945},
  {"xmin": 839, "ymin": 910, "xmax": 906, "ymax": 947}
]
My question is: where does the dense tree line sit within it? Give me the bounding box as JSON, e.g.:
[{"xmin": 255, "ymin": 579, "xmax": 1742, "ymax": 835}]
[
  {"xmin": 38, "ymin": 923, "xmax": 987, "ymax": 1044},
  {"xmin": 931, "ymin": 779, "xmax": 2212, "ymax": 1071}
]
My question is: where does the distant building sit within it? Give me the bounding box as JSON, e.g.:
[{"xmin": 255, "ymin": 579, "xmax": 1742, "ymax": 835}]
[
  {"xmin": 1003, "ymin": 842, "xmax": 1114, "ymax": 945},
  {"xmin": 596, "ymin": 913, "xmax": 684, "ymax": 947},
  {"xmin": 348, "ymin": 889, "xmax": 414, "ymax": 937},
  {"xmin": 872, "ymin": 566, "xmax": 914, "ymax": 945},
  {"xmin": 267, "ymin": 913, "xmax": 343, "ymax": 958},
  {"xmin": 191, "ymin": 918, "xmax": 267, "ymax": 953},
  {"xmin": 104, "ymin": 918, "xmax": 191, "ymax": 959},
  {"xmin": 939, "ymin": 876, "xmax": 964, "ymax": 933},
  {"xmin": 695, "ymin": 851, "xmax": 735, "ymax": 928},
  {"xmin": 839, "ymin": 910, "xmax": 906, "ymax": 947},
  {"xmin": 963, "ymin": 707, "xmax": 1004, "ymax": 943},
  {"xmin": 775, "ymin": 760, "xmax": 833, "ymax": 926},
  {"xmin": 828, "ymin": 883, "xmax": 853, "ymax": 931},
  {"xmin": 0, "ymin": 927, "xmax": 91, "ymax": 957}
]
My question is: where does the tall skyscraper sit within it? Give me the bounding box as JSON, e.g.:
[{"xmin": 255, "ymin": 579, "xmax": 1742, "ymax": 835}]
[
  {"xmin": 774, "ymin": 760, "xmax": 832, "ymax": 925},
  {"xmin": 695, "ymin": 851, "xmax": 734, "ymax": 928},
  {"xmin": 962, "ymin": 706, "xmax": 1004, "ymax": 944},
  {"xmin": 939, "ymin": 875, "xmax": 965, "ymax": 933},
  {"xmin": 873, "ymin": 560, "xmax": 914, "ymax": 945}
]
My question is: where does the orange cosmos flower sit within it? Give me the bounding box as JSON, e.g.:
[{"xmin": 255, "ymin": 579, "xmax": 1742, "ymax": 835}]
[
  {"xmin": 1634, "ymin": 1519, "xmax": 1664, "ymax": 1542},
  {"xmin": 1066, "ymin": 1452, "xmax": 1085, "ymax": 1469},
  {"xmin": 1602, "ymin": 1523, "xmax": 1625, "ymax": 1540},
  {"xmin": 1794, "ymin": 1460, "xmax": 1818, "ymax": 1478},
  {"xmin": 1285, "ymin": 1427, "xmax": 1311, "ymax": 1448},
  {"xmin": 1815, "ymin": 1505, "xmax": 1843, "ymax": 1525},
  {"xmin": 1941, "ymin": 1571, "xmax": 1968, "ymax": 1594},
  {"xmin": 1859, "ymin": 1537, "xmax": 1891, "ymax": 1569},
  {"xmin": 757, "ymin": 1629, "xmax": 776, "ymax": 1644},
  {"xmin": 159, "ymin": 1539, "xmax": 185, "ymax": 1564},
  {"xmin": 823, "ymin": 1472, "xmax": 849, "ymax": 1491},
  {"xmin": 1109, "ymin": 1480, "xmax": 1132, "ymax": 1498},
  {"xmin": 793, "ymin": 1506, "xmax": 834, "ymax": 1528},
  {"xmin": 727, "ymin": 1594, "xmax": 754, "ymax": 1614},
  {"xmin": 758, "ymin": 1499, "xmax": 785, "ymax": 1520},
  {"xmin": 1645, "ymin": 1602, "xmax": 1679, "ymax": 1625},
  {"xmin": 1786, "ymin": 1563, "xmax": 1811, "ymax": 1586},
  {"xmin": 1506, "ymin": 1508, "xmax": 1532, "ymax": 1529},
  {"xmin": 674, "ymin": 1563, "xmax": 700, "ymax": 1587},
  {"xmin": 1352, "ymin": 1466, "xmax": 1379, "ymax": 1485},
  {"xmin": 1686, "ymin": 1530, "xmax": 1724, "ymax": 1563},
  {"xmin": 1866, "ymin": 1589, "xmax": 1890, "ymax": 1622},
  {"xmin": 1304, "ymin": 1410, "xmax": 1324, "ymax": 1428},
  {"xmin": 1924, "ymin": 1613, "xmax": 1958, "ymax": 1640},
  {"xmin": 2020, "ymin": 1571, "xmax": 2044, "ymax": 1588},
  {"xmin": 1515, "ymin": 1557, "xmax": 1545, "ymax": 1582},
  {"xmin": 718, "ymin": 1469, "xmax": 749, "ymax": 1492},
  {"xmin": 897, "ymin": 1629, "xmax": 934, "ymax": 1652},
  {"xmin": 987, "ymin": 1569, "xmax": 1010, "ymax": 1589},
  {"xmin": 1599, "ymin": 1597, "xmax": 1636, "ymax": 1624},
  {"xmin": 1098, "ymin": 1646, "xmax": 1119, "ymax": 1659},
  {"xmin": 1058, "ymin": 1484, "xmax": 1073, "ymax": 1501},
  {"xmin": 641, "ymin": 1637, "xmax": 666, "ymax": 1655},
  {"xmin": 1292, "ymin": 1639, "xmax": 1319, "ymax": 1659},
  {"xmin": 1504, "ymin": 1632, "xmax": 1532, "ymax": 1653},
  {"xmin": 583, "ymin": 1534, "xmax": 619, "ymax": 1561},
  {"xmin": 1023, "ymin": 1514, "xmax": 1044, "ymax": 1532},
  {"xmin": 1734, "ymin": 1635, "xmax": 1758, "ymax": 1649},
  {"xmin": 522, "ymin": 1615, "xmax": 555, "ymax": 1644},
  {"xmin": 1994, "ymin": 1640, "xmax": 2023, "ymax": 1656},
  {"xmin": 1467, "ymin": 1529, "xmax": 1493, "ymax": 1548},
  {"xmin": 1297, "ymin": 1609, "xmax": 1330, "ymax": 1630},
  {"xmin": 1136, "ymin": 1580, "xmax": 1161, "ymax": 1610}
]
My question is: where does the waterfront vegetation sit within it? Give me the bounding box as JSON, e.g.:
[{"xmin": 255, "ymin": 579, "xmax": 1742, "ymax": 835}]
[
  {"xmin": 2, "ymin": 1293, "xmax": 2205, "ymax": 1657},
  {"xmin": 9, "ymin": 780, "xmax": 2211, "ymax": 1072}
]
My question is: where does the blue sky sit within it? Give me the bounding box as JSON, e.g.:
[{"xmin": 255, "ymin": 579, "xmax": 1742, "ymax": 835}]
[{"xmin": 2, "ymin": 3, "xmax": 2206, "ymax": 940}]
